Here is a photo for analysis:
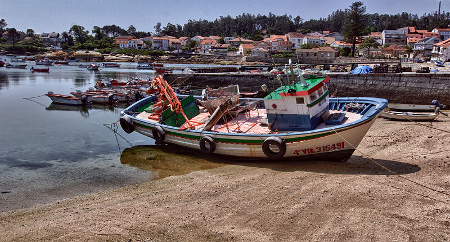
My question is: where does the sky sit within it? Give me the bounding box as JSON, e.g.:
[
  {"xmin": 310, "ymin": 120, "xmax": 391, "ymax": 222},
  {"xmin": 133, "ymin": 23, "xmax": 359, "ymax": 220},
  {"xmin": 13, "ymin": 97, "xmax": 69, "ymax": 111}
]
[{"xmin": 1, "ymin": 0, "xmax": 448, "ymax": 34}]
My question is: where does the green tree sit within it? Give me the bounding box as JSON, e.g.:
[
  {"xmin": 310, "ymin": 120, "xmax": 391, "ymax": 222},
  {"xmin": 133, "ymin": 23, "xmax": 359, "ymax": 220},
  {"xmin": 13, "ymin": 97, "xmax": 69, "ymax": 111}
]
[
  {"xmin": 154, "ymin": 22, "xmax": 162, "ymax": 36},
  {"xmin": 342, "ymin": 1, "xmax": 367, "ymax": 57},
  {"xmin": 358, "ymin": 37, "xmax": 380, "ymax": 57},
  {"xmin": 26, "ymin": 29, "xmax": 35, "ymax": 38},
  {"xmin": 102, "ymin": 25, "xmax": 126, "ymax": 37},
  {"xmin": 6, "ymin": 28, "xmax": 19, "ymax": 46},
  {"xmin": 69, "ymin": 25, "xmax": 89, "ymax": 44},
  {"xmin": 92, "ymin": 26, "xmax": 106, "ymax": 40},
  {"xmin": 127, "ymin": 25, "xmax": 136, "ymax": 35},
  {"xmin": 301, "ymin": 43, "xmax": 319, "ymax": 49},
  {"xmin": 0, "ymin": 19, "xmax": 6, "ymax": 33}
]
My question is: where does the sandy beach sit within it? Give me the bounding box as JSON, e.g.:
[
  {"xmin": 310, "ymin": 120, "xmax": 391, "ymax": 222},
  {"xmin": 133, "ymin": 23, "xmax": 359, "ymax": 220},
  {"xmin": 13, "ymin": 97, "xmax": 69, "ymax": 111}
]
[{"xmin": 1, "ymin": 114, "xmax": 449, "ymax": 241}]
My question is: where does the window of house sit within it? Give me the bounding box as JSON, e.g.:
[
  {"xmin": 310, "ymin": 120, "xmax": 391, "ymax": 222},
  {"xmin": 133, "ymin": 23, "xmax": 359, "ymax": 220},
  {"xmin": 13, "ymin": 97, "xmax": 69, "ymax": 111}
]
[{"xmin": 296, "ymin": 97, "xmax": 305, "ymax": 104}]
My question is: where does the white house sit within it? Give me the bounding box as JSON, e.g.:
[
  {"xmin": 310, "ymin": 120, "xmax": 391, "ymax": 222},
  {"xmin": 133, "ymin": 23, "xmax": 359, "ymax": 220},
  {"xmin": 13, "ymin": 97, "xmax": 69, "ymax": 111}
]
[
  {"xmin": 432, "ymin": 28, "xmax": 450, "ymax": 41},
  {"xmin": 431, "ymin": 38, "xmax": 450, "ymax": 61}
]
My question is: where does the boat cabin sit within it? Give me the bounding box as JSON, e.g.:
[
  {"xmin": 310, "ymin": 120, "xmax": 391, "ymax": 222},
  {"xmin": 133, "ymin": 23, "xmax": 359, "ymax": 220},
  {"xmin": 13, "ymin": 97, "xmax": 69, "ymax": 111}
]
[{"xmin": 263, "ymin": 75, "xmax": 330, "ymax": 131}]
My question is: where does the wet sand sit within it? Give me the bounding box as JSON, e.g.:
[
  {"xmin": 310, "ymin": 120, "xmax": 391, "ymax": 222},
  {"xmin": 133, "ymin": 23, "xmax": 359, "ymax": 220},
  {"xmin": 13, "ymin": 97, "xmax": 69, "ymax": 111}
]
[{"xmin": 1, "ymin": 115, "xmax": 449, "ymax": 241}]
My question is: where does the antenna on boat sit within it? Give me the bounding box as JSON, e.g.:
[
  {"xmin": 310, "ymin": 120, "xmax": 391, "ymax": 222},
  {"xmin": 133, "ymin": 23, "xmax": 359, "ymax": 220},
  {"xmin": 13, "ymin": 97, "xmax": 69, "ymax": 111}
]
[
  {"xmin": 296, "ymin": 64, "xmax": 309, "ymax": 87},
  {"xmin": 276, "ymin": 74, "xmax": 284, "ymax": 87},
  {"xmin": 289, "ymin": 59, "xmax": 295, "ymax": 86}
]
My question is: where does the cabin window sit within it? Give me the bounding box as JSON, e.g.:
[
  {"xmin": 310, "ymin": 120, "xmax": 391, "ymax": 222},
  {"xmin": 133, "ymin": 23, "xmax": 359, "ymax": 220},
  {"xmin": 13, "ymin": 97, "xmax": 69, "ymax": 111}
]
[
  {"xmin": 296, "ymin": 97, "xmax": 305, "ymax": 104},
  {"xmin": 323, "ymin": 83, "xmax": 328, "ymax": 92},
  {"xmin": 318, "ymin": 87, "xmax": 324, "ymax": 95},
  {"xmin": 310, "ymin": 92, "xmax": 317, "ymax": 102}
]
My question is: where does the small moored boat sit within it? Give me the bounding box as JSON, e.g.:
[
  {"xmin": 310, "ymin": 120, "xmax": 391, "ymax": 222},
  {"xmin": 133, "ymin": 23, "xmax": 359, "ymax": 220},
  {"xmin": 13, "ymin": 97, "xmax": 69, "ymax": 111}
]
[
  {"xmin": 45, "ymin": 92, "xmax": 91, "ymax": 106},
  {"xmin": 5, "ymin": 63, "xmax": 27, "ymax": 69},
  {"xmin": 35, "ymin": 59, "xmax": 54, "ymax": 66},
  {"xmin": 87, "ymin": 64, "xmax": 99, "ymax": 70},
  {"xmin": 388, "ymin": 103, "xmax": 435, "ymax": 112},
  {"xmin": 102, "ymin": 62, "xmax": 121, "ymax": 68},
  {"xmin": 31, "ymin": 67, "xmax": 50, "ymax": 72},
  {"xmin": 381, "ymin": 111, "xmax": 439, "ymax": 121}
]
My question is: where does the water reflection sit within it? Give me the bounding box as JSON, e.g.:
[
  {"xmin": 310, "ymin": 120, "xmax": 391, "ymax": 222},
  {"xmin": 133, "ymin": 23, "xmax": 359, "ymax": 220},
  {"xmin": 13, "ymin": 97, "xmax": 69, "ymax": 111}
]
[
  {"xmin": 120, "ymin": 145, "xmax": 226, "ymax": 179},
  {"xmin": 45, "ymin": 103, "xmax": 130, "ymax": 118}
]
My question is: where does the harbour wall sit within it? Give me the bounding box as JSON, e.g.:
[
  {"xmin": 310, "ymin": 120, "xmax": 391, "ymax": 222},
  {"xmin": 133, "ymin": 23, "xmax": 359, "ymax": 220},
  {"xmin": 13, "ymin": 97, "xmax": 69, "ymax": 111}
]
[{"xmin": 163, "ymin": 73, "xmax": 450, "ymax": 105}]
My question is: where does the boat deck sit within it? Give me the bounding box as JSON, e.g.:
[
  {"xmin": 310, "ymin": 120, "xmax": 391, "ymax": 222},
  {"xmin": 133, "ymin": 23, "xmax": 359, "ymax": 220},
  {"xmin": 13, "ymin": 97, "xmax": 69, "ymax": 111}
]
[{"xmin": 135, "ymin": 107, "xmax": 363, "ymax": 134}]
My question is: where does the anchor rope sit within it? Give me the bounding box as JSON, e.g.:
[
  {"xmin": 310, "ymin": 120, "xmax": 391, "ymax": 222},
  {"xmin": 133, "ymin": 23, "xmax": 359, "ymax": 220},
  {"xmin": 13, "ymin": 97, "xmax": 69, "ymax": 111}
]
[
  {"xmin": 22, "ymin": 95, "xmax": 47, "ymax": 107},
  {"xmin": 331, "ymin": 124, "xmax": 450, "ymax": 205},
  {"xmin": 103, "ymin": 120, "xmax": 133, "ymax": 151}
]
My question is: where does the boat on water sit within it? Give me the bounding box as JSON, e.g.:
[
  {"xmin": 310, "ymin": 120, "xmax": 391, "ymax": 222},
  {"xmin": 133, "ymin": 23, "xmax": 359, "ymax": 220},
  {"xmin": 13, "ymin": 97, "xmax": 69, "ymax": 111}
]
[
  {"xmin": 102, "ymin": 62, "xmax": 121, "ymax": 68},
  {"xmin": 119, "ymin": 73, "xmax": 388, "ymax": 161},
  {"xmin": 381, "ymin": 110, "xmax": 438, "ymax": 121},
  {"xmin": 137, "ymin": 63, "xmax": 164, "ymax": 70},
  {"xmin": 87, "ymin": 64, "xmax": 99, "ymax": 70},
  {"xmin": 54, "ymin": 60, "xmax": 70, "ymax": 65},
  {"xmin": 5, "ymin": 63, "xmax": 27, "ymax": 69},
  {"xmin": 71, "ymin": 88, "xmax": 133, "ymax": 102},
  {"xmin": 0, "ymin": 60, "xmax": 4, "ymax": 67},
  {"xmin": 31, "ymin": 66, "xmax": 50, "ymax": 72},
  {"xmin": 45, "ymin": 92, "xmax": 91, "ymax": 106},
  {"xmin": 35, "ymin": 59, "xmax": 54, "ymax": 66}
]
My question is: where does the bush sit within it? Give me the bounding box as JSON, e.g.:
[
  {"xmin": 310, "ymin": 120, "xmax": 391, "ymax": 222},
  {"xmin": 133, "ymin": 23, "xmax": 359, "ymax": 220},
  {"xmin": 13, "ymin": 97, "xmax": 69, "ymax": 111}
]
[{"xmin": 274, "ymin": 52, "xmax": 295, "ymax": 58}]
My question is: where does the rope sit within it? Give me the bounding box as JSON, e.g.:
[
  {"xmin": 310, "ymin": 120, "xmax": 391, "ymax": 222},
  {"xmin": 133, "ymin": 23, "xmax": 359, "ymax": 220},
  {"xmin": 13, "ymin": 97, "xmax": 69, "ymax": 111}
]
[
  {"xmin": 103, "ymin": 120, "xmax": 133, "ymax": 151},
  {"xmin": 22, "ymin": 95, "xmax": 47, "ymax": 107},
  {"xmin": 331, "ymin": 125, "xmax": 450, "ymax": 205}
]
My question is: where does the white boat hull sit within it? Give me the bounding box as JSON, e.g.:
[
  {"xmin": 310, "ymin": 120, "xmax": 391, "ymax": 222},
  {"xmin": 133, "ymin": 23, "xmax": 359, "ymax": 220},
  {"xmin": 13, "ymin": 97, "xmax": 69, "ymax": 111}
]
[
  {"xmin": 388, "ymin": 103, "xmax": 435, "ymax": 111},
  {"xmin": 122, "ymin": 96, "xmax": 387, "ymax": 161},
  {"xmin": 381, "ymin": 111, "xmax": 438, "ymax": 121}
]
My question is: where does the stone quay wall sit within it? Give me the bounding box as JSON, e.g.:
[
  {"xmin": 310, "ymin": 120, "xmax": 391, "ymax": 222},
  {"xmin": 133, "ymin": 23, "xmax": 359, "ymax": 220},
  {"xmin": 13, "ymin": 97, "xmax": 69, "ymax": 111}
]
[{"xmin": 164, "ymin": 73, "xmax": 450, "ymax": 105}]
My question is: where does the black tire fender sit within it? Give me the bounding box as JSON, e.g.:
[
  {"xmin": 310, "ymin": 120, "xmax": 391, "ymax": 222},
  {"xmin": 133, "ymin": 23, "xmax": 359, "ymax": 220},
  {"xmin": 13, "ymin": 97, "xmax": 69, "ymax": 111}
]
[
  {"xmin": 120, "ymin": 116, "xmax": 134, "ymax": 134},
  {"xmin": 199, "ymin": 136, "xmax": 216, "ymax": 154},
  {"xmin": 262, "ymin": 137, "xmax": 286, "ymax": 159},
  {"xmin": 152, "ymin": 126, "xmax": 165, "ymax": 143}
]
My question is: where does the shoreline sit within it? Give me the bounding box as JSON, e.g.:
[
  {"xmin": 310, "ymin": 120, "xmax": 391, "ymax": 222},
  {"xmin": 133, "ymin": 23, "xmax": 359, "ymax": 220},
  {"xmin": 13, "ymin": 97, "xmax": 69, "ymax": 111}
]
[{"xmin": 1, "ymin": 115, "xmax": 449, "ymax": 241}]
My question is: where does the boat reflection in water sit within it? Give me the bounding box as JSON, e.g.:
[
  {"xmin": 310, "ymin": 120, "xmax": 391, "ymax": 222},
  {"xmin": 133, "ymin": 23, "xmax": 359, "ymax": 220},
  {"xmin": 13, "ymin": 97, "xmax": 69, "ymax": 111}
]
[
  {"xmin": 120, "ymin": 145, "xmax": 226, "ymax": 180},
  {"xmin": 45, "ymin": 102, "xmax": 129, "ymax": 118}
]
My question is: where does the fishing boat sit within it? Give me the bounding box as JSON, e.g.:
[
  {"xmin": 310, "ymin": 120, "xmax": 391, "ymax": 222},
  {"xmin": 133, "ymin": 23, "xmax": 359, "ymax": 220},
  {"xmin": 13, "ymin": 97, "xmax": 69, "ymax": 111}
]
[
  {"xmin": 31, "ymin": 67, "xmax": 50, "ymax": 72},
  {"xmin": 71, "ymin": 89, "xmax": 132, "ymax": 102},
  {"xmin": 5, "ymin": 63, "xmax": 27, "ymax": 69},
  {"xmin": 102, "ymin": 62, "xmax": 121, "ymax": 68},
  {"xmin": 45, "ymin": 92, "xmax": 91, "ymax": 106},
  {"xmin": 0, "ymin": 60, "xmax": 4, "ymax": 67},
  {"xmin": 137, "ymin": 63, "xmax": 164, "ymax": 70},
  {"xmin": 54, "ymin": 60, "xmax": 70, "ymax": 65},
  {"xmin": 119, "ymin": 72, "xmax": 387, "ymax": 161},
  {"xmin": 35, "ymin": 59, "xmax": 54, "ymax": 66},
  {"xmin": 87, "ymin": 64, "xmax": 99, "ymax": 70},
  {"xmin": 381, "ymin": 111, "xmax": 438, "ymax": 121}
]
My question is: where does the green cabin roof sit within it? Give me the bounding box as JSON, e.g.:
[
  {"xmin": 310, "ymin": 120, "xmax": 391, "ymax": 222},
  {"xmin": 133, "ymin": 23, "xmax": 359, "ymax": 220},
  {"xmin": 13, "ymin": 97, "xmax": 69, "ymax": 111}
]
[{"xmin": 264, "ymin": 75, "xmax": 330, "ymax": 100}]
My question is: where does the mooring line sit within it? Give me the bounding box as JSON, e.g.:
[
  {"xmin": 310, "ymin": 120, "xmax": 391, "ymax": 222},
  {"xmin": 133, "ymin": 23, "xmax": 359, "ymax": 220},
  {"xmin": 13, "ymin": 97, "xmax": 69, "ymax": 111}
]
[
  {"xmin": 22, "ymin": 95, "xmax": 47, "ymax": 107},
  {"xmin": 103, "ymin": 120, "xmax": 133, "ymax": 151},
  {"xmin": 331, "ymin": 125, "xmax": 450, "ymax": 204}
]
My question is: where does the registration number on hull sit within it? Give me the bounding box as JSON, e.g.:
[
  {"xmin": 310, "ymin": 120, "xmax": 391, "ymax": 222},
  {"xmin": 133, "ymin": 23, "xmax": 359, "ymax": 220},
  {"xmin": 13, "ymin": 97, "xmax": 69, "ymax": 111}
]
[{"xmin": 293, "ymin": 142, "xmax": 345, "ymax": 155}]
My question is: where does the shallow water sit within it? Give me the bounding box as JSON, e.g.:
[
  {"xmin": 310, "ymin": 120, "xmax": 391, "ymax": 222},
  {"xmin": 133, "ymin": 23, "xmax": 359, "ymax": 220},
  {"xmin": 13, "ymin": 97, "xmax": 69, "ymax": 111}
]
[{"xmin": 0, "ymin": 59, "xmax": 167, "ymax": 212}]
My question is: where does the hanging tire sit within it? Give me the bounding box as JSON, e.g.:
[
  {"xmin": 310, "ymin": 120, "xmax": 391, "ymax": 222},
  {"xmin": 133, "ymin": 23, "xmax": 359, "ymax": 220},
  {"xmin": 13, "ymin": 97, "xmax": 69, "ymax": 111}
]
[
  {"xmin": 262, "ymin": 137, "xmax": 286, "ymax": 159},
  {"xmin": 152, "ymin": 126, "xmax": 165, "ymax": 143},
  {"xmin": 120, "ymin": 117, "xmax": 134, "ymax": 134},
  {"xmin": 199, "ymin": 136, "xmax": 216, "ymax": 154}
]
